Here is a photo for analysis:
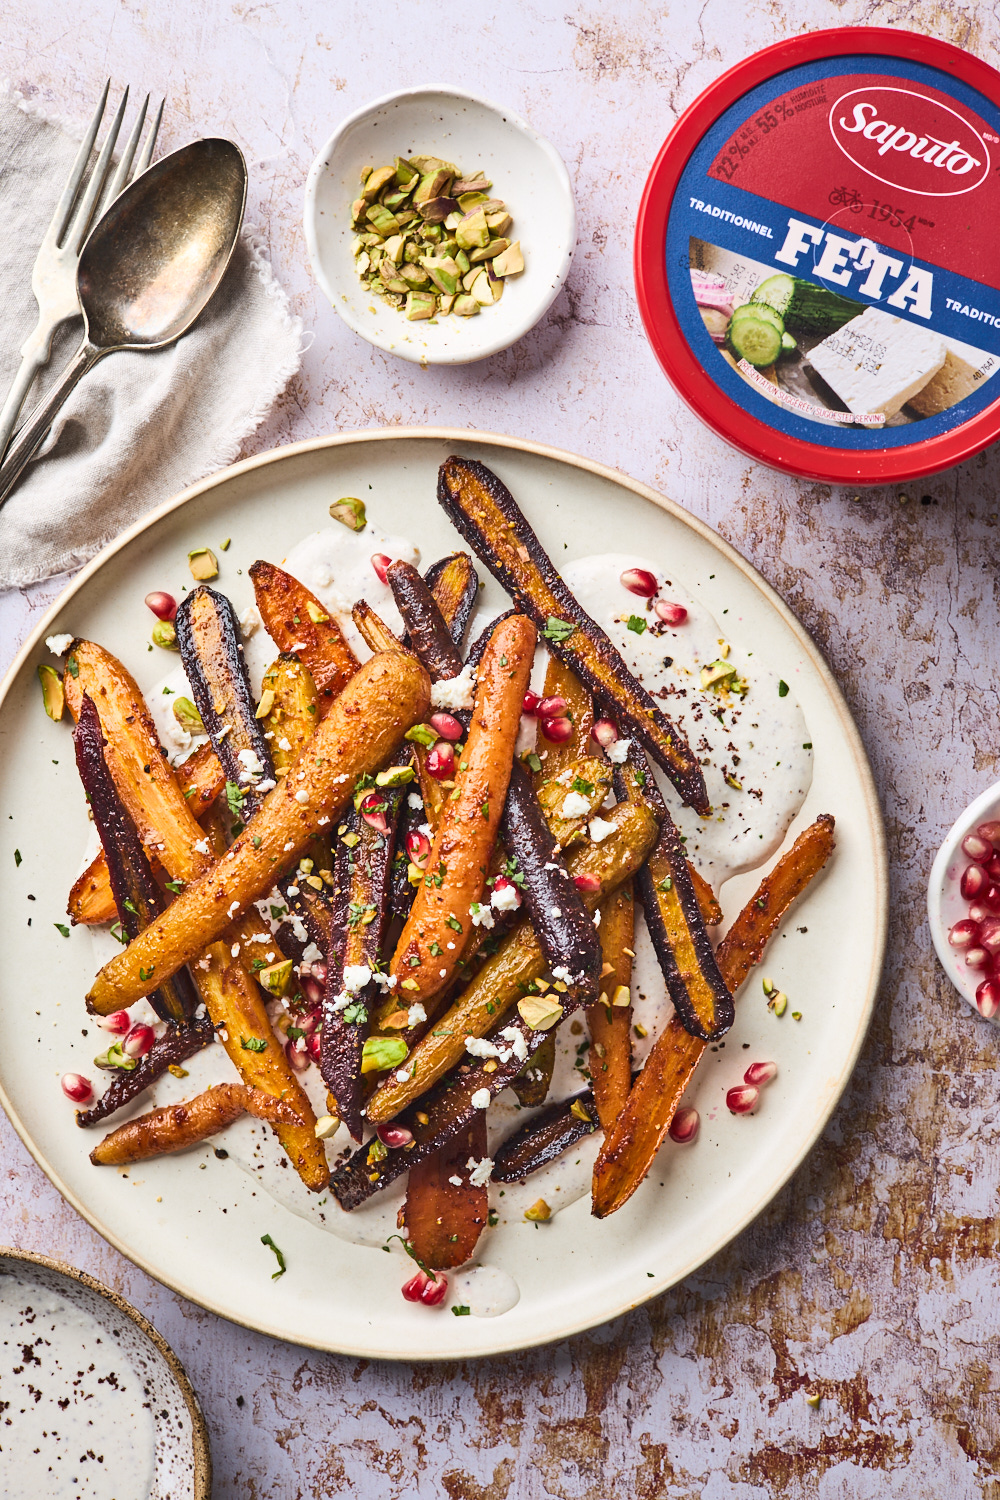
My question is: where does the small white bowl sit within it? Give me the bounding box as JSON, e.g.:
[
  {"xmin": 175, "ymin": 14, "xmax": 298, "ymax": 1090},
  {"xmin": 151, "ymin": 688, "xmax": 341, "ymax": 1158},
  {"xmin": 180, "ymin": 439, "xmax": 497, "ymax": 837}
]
[
  {"xmin": 927, "ymin": 779, "xmax": 1000, "ymax": 1019},
  {"xmin": 304, "ymin": 86, "xmax": 575, "ymax": 365}
]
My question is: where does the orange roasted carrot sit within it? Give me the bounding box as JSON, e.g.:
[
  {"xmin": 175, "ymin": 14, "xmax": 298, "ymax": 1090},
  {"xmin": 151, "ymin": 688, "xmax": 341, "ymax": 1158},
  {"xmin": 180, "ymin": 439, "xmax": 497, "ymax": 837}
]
[
  {"xmin": 90, "ymin": 1080, "xmax": 305, "ymax": 1165},
  {"xmin": 389, "ymin": 614, "xmax": 536, "ymax": 1007},
  {"xmin": 250, "ymin": 560, "xmax": 358, "ymax": 712},
  {"xmin": 587, "ymin": 882, "xmax": 634, "ymax": 1130},
  {"xmin": 591, "ymin": 815, "xmax": 836, "ymax": 1218},
  {"xmin": 404, "ymin": 1114, "xmax": 490, "ymax": 1271}
]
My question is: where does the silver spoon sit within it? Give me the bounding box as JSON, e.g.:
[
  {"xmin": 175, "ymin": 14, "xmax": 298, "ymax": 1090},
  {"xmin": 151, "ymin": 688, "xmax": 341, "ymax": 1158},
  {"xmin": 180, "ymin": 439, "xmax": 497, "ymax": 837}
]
[{"xmin": 0, "ymin": 137, "xmax": 247, "ymax": 510}]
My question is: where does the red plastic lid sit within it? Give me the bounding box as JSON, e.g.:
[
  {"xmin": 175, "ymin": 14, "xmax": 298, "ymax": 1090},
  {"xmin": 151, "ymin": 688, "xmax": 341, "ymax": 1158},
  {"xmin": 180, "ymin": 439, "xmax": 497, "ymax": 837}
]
[{"xmin": 636, "ymin": 29, "xmax": 1000, "ymax": 484}]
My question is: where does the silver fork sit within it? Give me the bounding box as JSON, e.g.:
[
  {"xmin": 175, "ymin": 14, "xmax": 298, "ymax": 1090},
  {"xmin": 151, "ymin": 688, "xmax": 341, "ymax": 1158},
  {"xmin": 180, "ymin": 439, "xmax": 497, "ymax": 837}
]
[{"xmin": 0, "ymin": 81, "xmax": 164, "ymax": 459}]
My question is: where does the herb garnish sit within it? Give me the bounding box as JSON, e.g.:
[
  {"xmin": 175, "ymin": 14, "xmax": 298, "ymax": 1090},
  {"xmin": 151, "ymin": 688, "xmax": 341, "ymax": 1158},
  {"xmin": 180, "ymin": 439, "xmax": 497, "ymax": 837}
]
[{"xmin": 261, "ymin": 1233, "xmax": 286, "ymax": 1279}]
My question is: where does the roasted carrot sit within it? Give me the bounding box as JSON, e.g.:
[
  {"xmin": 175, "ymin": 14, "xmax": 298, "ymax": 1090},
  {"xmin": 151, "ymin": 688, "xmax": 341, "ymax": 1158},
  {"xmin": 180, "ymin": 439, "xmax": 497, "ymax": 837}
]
[
  {"xmin": 250, "ymin": 560, "xmax": 358, "ymax": 711},
  {"xmin": 587, "ymin": 881, "xmax": 634, "ymax": 1130},
  {"xmin": 87, "ymin": 650, "xmax": 431, "ymax": 1013},
  {"xmin": 591, "ymin": 815, "xmax": 836, "ymax": 1218},
  {"xmin": 404, "ymin": 1113, "xmax": 489, "ymax": 1270},
  {"xmin": 90, "ymin": 1081, "xmax": 305, "ymax": 1166},
  {"xmin": 389, "ymin": 614, "xmax": 536, "ymax": 1006}
]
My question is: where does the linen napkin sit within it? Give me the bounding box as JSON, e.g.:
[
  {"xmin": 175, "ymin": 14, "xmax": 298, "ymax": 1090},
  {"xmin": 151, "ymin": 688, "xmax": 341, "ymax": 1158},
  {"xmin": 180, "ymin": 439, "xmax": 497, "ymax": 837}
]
[{"xmin": 0, "ymin": 83, "xmax": 303, "ymax": 588}]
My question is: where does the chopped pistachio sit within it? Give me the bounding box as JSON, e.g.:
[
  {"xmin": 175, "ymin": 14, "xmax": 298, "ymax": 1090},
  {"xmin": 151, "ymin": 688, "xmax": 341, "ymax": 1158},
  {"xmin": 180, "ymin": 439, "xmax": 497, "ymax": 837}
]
[
  {"xmin": 255, "ymin": 689, "xmax": 275, "ymax": 720},
  {"xmin": 444, "ymin": 210, "xmax": 463, "ymax": 231},
  {"xmin": 187, "ymin": 547, "xmax": 218, "ymax": 581},
  {"xmin": 416, "ymin": 195, "xmax": 458, "ymax": 224},
  {"xmin": 394, "ymin": 155, "xmax": 419, "ymax": 185},
  {"xmin": 367, "ymin": 203, "xmax": 401, "ymax": 236},
  {"xmin": 359, "ymin": 165, "xmax": 373, "ymax": 184},
  {"xmin": 611, "ymin": 985, "xmax": 630, "ymax": 1007},
  {"xmin": 524, "ymin": 1199, "xmax": 551, "ymax": 1222},
  {"xmin": 457, "ymin": 190, "xmax": 489, "ymax": 211},
  {"xmin": 470, "ymin": 237, "xmax": 509, "ymax": 263},
  {"xmin": 314, "ymin": 1113, "xmax": 340, "ymax": 1140},
  {"xmin": 173, "ymin": 696, "xmax": 205, "ymax": 733},
  {"xmin": 37, "ymin": 664, "xmax": 64, "ymax": 721},
  {"xmin": 151, "ymin": 619, "xmax": 179, "ymax": 650},
  {"xmin": 492, "ymin": 240, "xmax": 524, "ymax": 276},
  {"xmin": 405, "ymin": 291, "xmax": 436, "ymax": 321},
  {"xmin": 700, "ymin": 660, "xmax": 738, "ymax": 691},
  {"xmin": 413, "ymin": 168, "xmax": 454, "ymax": 205},
  {"xmin": 361, "ymin": 164, "xmax": 395, "ymax": 203},
  {"xmin": 329, "ymin": 496, "xmax": 367, "ymax": 532},
  {"xmin": 383, "ymin": 233, "xmax": 405, "ymax": 265},
  {"xmin": 486, "ymin": 210, "xmax": 513, "ymax": 236},
  {"xmin": 409, "ymin": 154, "xmax": 456, "ymax": 175},
  {"xmin": 438, "ymin": 294, "xmax": 456, "ymax": 315},
  {"xmin": 421, "ymin": 256, "xmax": 461, "ymax": 295},
  {"xmin": 453, "ymin": 294, "xmax": 479, "ymax": 317},
  {"xmin": 376, "ymin": 764, "xmax": 416, "ymax": 787},
  {"xmin": 469, "ymin": 270, "xmax": 494, "ymax": 306},
  {"xmin": 399, "ymin": 262, "xmax": 431, "ymax": 288},
  {"xmin": 517, "ymin": 993, "xmax": 564, "ymax": 1030},
  {"xmin": 762, "ymin": 976, "xmax": 775, "ymax": 996},
  {"xmin": 455, "ymin": 207, "xmax": 489, "ymax": 249},
  {"xmin": 355, "ymin": 251, "xmax": 371, "ymax": 276},
  {"xmin": 453, "ymin": 173, "xmax": 491, "ymax": 194},
  {"xmin": 258, "ymin": 958, "xmax": 294, "ymax": 997},
  {"xmin": 350, "ymin": 196, "xmax": 367, "ymax": 224},
  {"xmin": 455, "ymin": 248, "xmax": 471, "ymax": 275},
  {"xmin": 570, "ymin": 1099, "xmax": 594, "ymax": 1124},
  {"xmin": 306, "ymin": 600, "xmax": 329, "ymax": 623},
  {"xmin": 770, "ymin": 991, "xmax": 788, "ymax": 1017}
]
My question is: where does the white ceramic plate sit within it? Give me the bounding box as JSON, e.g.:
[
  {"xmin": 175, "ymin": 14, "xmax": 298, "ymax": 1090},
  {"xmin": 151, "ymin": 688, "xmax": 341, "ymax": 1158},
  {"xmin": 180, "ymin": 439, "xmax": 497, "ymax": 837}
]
[
  {"xmin": 0, "ymin": 430, "xmax": 886, "ymax": 1359},
  {"xmin": 304, "ymin": 87, "xmax": 575, "ymax": 363},
  {"xmin": 928, "ymin": 779, "xmax": 1000, "ymax": 1018},
  {"xmin": 0, "ymin": 1246, "xmax": 210, "ymax": 1496}
]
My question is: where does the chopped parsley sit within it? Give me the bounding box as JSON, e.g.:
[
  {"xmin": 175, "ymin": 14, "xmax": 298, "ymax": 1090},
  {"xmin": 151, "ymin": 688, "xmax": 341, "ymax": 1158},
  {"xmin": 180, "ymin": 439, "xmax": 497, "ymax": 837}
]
[
  {"xmin": 542, "ymin": 616, "xmax": 575, "ymax": 644},
  {"xmin": 451, "ymin": 1305, "xmax": 471, "ymax": 1317},
  {"xmin": 480, "ymin": 800, "xmax": 490, "ymax": 820},
  {"xmin": 570, "ymin": 775, "xmax": 594, "ymax": 797},
  {"xmin": 13, "ymin": 849, "xmax": 21, "ymax": 868},
  {"xmin": 139, "ymin": 965, "xmax": 155, "ymax": 981},
  {"xmin": 270, "ymin": 904, "xmax": 287, "ymax": 920},
  {"xmin": 260, "ymin": 1233, "xmax": 286, "ymax": 1279},
  {"xmin": 429, "ymin": 941, "xmax": 443, "ymax": 957},
  {"xmin": 343, "ymin": 1001, "xmax": 368, "ymax": 1025},
  {"xmin": 502, "ymin": 857, "xmax": 525, "ymax": 888},
  {"xmin": 524, "ymin": 751, "xmax": 542, "ymax": 774},
  {"xmin": 165, "ymin": 879, "xmax": 185, "ymax": 893},
  {"xmin": 53, "ymin": 922, "xmax": 70, "ymax": 938},
  {"xmin": 446, "ymin": 914, "xmax": 463, "ymax": 933},
  {"xmin": 778, "ymin": 680, "xmax": 789, "ymax": 698},
  {"xmin": 241, "ymin": 1036, "xmax": 267, "ymax": 1052},
  {"xmin": 123, "ymin": 898, "xmax": 138, "ymax": 915},
  {"xmin": 225, "ymin": 781, "xmax": 245, "ymax": 816},
  {"xmin": 626, "ymin": 615, "xmax": 647, "ymax": 635}
]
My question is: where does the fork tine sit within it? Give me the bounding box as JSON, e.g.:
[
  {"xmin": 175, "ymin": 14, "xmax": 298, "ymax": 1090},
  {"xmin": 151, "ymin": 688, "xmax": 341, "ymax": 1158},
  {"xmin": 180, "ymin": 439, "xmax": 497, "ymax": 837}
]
[
  {"xmin": 101, "ymin": 92, "xmax": 148, "ymax": 209},
  {"xmin": 63, "ymin": 85, "xmax": 130, "ymax": 254},
  {"xmin": 49, "ymin": 78, "xmax": 110, "ymax": 246},
  {"xmin": 133, "ymin": 97, "xmax": 164, "ymax": 178}
]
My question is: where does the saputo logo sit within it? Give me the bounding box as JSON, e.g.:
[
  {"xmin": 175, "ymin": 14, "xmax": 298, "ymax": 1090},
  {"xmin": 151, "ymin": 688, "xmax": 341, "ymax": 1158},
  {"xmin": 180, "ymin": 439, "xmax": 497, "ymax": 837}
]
[{"xmin": 829, "ymin": 86, "xmax": 990, "ymax": 196}]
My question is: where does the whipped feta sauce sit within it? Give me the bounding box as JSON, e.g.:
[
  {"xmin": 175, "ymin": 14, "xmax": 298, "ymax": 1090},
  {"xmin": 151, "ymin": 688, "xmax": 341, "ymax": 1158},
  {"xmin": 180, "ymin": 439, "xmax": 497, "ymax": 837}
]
[
  {"xmin": 74, "ymin": 517, "xmax": 814, "ymax": 1300},
  {"xmin": 0, "ymin": 1278, "xmax": 156, "ymax": 1500}
]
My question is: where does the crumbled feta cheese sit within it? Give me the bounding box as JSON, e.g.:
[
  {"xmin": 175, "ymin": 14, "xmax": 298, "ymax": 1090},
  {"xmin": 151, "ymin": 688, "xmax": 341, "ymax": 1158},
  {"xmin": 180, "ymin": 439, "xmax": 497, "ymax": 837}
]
[
  {"xmin": 407, "ymin": 1003, "xmax": 427, "ymax": 1026},
  {"xmin": 230, "ymin": 944, "xmax": 240, "ymax": 957},
  {"xmin": 499, "ymin": 1026, "xmax": 528, "ymax": 1062},
  {"xmin": 606, "ymin": 737, "xmax": 631, "ymax": 765},
  {"xmin": 469, "ymin": 902, "xmax": 495, "ymax": 930},
  {"xmin": 448, "ymin": 1174, "xmax": 463, "ymax": 1187},
  {"xmin": 165, "ymin": 721, "xmax": 192, "ymax": 752},
  {"xmin": 593, "ymin": 909, "xmax": 601, "ymax": 927},
  {"xmin": 407, "ymin": 792, "xmax": 424, "ymax": 810},
  {"xmin": 283, "ymin": 841, "xmax": 294, "ymax": 852},
  {"xmin": 290, "ymin": 641, "xmax": 307, "ymax": 651},
  {"xmin": 418, "ymin": 822, "xmax": 432, "ymax": 838},
  {"xmin": 466, "ymin": 1156, "xmax": 494, "ymax": 1188},
  {"xmin": 549, "ymin": 907, "xmax": 562, "ymax": 918},
  {"xmin": 465, "ymin": 1036, "xmax": 501, "ymax": 1060},
  {"xmin": 560, "ymin": 791, "xmax": 591, "ymax": 819},
  {"xmin": 470, "ymin": 1088, "xmax": 491, "ymax": 1110},
  {"xmin": 249, "ymin": 932, "xmax": 270, "ymax": 943},
  {"xmin": 227, "ymin": 901, "xmax": 240, "ymax": 917},
  {"xmin": 343, "ymin": 964, "xmax": 372, "ymax": 992},
  {"xmin": 314, "ymin": 564, "xmax": 333, "ymax": 588},
  {"xmin": 285, "ymin": 884, "xmax": 300, "ymax": 896},
  {"xmin": 45, "ymin": 633, "xmax": 73, "ymax": 656},
  {"xmin": 446, "ymin": 941, "xmax": 455, "ymax": 951},
  {"xmin": 551, "ymin": 966, "xmax": 572, "ymax": 984},
  {"xmin": 295, "ymin": 790, "xmax": 309, "ymax": 804},
  {"xmin": 396, "ymin": 1067, "xmax": 413, "ymax": 1084},
  {"xmin": 371, "ymin": 971, "xmax": 397, "ymax": 992},
  {"xmin": 544, "ymin": 861, "xmax": 560, "ymax": 871},
  {"xmin": 302, "ymin": 942, "xmax": 322, "ymax": 965},
  {"xmin": 289, "ymin": 915, "xmax": 308, "ymax": 943},
  {"xmin": 430, "ymin": 662, "xmax": 477, "ymax": 711},
  {"xmin": 318, "ymin": 815, "xmax": 330, "ymax": 826},
  {"xmin": 238, "ymin": 747, "xmax": 264, "ymax": 780},
  {"xmin": 589, "ymin": 816, "xmax": 616, "ymax": 843},
  {"xmin": 194, "ymin": 838, "xmax": 210, "ymax": 854},
  {"xmin": 491, "ymin": 883, "xmax": 519, "ymax": 912},
  {"xmin": 239, "ymin": 605, "xmax": 261, "ymax": 637},
  {"xmin": 439, "ymin": 968, "xmax": 447, "ymax": 977},
  {"xmin": 256, "ymin": 777, "xmax": 277, "ymax": 793},
  {"xmin": 278, "ymin": 737, "xmax": 291, "ymax": 752},
  {"xmin": 217, "ymin": 724, "xmax": 232, "ymax": 742}
]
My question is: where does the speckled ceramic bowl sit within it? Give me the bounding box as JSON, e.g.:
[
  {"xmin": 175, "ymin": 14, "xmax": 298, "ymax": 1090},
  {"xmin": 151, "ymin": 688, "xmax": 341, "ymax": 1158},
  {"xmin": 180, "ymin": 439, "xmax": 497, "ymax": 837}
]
[
  {"xmin": 0, "ymin": 1247, "xmax": 210, "ymax": 1498},
  {"xmin": 928, "ymin": 780, "xmax": 1000, "ymax": 1019},
  {"xmin": 304, "ymin": 86, "xmax": 575, "ymax": 364}
]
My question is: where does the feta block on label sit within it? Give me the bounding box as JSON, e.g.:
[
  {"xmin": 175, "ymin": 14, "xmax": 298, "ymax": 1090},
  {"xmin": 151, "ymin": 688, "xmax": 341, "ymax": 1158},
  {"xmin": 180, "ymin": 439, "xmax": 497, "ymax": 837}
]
[{"xmin": 807, "ymin": 308, "xmax": 946, "ymax": 418}]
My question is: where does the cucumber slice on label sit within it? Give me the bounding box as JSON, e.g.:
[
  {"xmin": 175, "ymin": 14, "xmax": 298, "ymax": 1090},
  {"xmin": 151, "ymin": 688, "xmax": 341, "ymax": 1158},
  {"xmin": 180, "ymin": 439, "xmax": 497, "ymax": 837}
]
[{"xmin": 727, "ymin": 314, "xmax": 783, "ymax": 368}]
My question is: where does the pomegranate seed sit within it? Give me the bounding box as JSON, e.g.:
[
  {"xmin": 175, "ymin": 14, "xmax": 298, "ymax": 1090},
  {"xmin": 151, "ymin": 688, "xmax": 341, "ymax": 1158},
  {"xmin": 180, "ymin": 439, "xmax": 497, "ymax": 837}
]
[
  {"xmin": 744, "ymin": 1060, "xmax": 777, "ymax": 1087},
  {"xmin": 978, "ymin": 820, "xmax": 1000, "ymax": 846},
  {"xmin": 301, "ymin": 975, "xmax": 324, "ymax": 1007},
  {"xmin": 962, "ymin": 833, "xmax": 993, "ymax": 863},
  {"xmin": 425, "ymin": 741, "xmax": 455, "ymax": 780},
  {"xmin": 296, "ymin": 1010, "xmax": 320, "ymax": 1036},
  {"xmin": 962, "ymin": 864, "xmax": 988, "ymax": 900},
  {"xmin": 491, "ymin": 875, "xmax": 522, "ymax": 907},
  {"xmin": 309, "ymin": 961, "xmax": 328, "ymax": 985},
  {"xmin": 402, "ymin": 1270, "xmax": 429, "ymax": 1303},
  {"xmin": 285, "ymin": 1038, "xmax": 310, "ymax": 1071},
  {"xmin": 122, "ymin": 1024, "xmax": 154, "ymax": 1059},
  {"xmin": 574, "ymin": 873, "xmax": 602, "ymax": 893},
  {"xmin": 359, "ymin": 791, "xmax": 389, "ymax": 832},
  {"xmin": 979, "ymin": 917, "xmax": 1000, "ymax": 955},
  {"xmin": 949, "ymin": 918, "xmax": 980, "ymax": 948},
  {"xmin": 726, "ymin": 1084, "xmax": 759, "ymax": 1114},
  {"xmin": 620, "ymin": 567, "xmax": 658, "ymax": 598},
  {"xmin": 405, "ymin": 829, "xmax": 432, "ymax": 867},
  {"xmin": 522, "ymin": 691, "xmax": 541, "ymax": 716},
  {"xmin": 986, "ymin": 854, "xmax": 1000, "ymax": 883},
  {"xmin": 306, "ymin": 1032, "xmax": 322, "ymax": 1061},
  {"xmin": 420, "ymin": 1271, "xmax": 448, "ymax": 1306},
  {"xmin": 965, "ymin": 946, "xmax": 992, "ymax": 971},
  {"xmin": 97, "ymin": 1009, "xmax": 132, "ymax": 1036},
  {"xmin": 984, "ymin": 886, "xmax": 1000, "ymax": 914},
  {"xmin": 144, "ymin": 590, "xmax": 177, "ymax": 621},
  {"xmin": 430, "ymin": 712, "xmax": 463, "ymax": 742},
  {"xmin": 371, "ymin": 553, "xmax": 392, "ymax": 584},
  {"xmin": 976, "ymin": 979, "xmax": 1000, "ymax": 1019},
  {"xmin": 968, "ymin": 901, "xmax": 991, "ymax": 924},
  {"xmin": 655, "ymin": 599, "xmax": 688, "ymax": 626},
  {"xmin": 376, "ymin": 1123, "xmax": 414, "ymax": 1147},
  {"xmin": 668, "ymin": 1106, "xmax": 699, "ymax": 1143},
  {"xmin": 61, "ymin": 1072, "xmax": 93, "ymax": 1104},
  {"xmin": 591, "ymin": 718, "xmax": 618, "ymax": 749},
  {"xmin": 538, "ymin": 695, "xmax": 567, "ymax": 718},
  {"xmin": 540, "ymin": 715, "xmax": 573, "ymax": 743}
]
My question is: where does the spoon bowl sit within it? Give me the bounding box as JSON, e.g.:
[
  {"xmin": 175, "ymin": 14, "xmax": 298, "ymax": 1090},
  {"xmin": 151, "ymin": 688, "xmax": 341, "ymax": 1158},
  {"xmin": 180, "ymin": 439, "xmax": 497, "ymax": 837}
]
[{"xmin": 0, "ymin": 137, "xmax": 247, "ymax": 507}]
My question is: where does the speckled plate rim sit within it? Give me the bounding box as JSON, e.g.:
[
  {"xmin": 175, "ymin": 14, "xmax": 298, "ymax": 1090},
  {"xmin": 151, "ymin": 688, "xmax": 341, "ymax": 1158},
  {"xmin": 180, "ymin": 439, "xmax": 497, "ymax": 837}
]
[
  {"xmin": 0, "ymin": 1244, "xmax": 211, "ymax": 1494},
  {"xmin": 0, "ymin": 427, "xmax": 887, "ymax": 1358}
]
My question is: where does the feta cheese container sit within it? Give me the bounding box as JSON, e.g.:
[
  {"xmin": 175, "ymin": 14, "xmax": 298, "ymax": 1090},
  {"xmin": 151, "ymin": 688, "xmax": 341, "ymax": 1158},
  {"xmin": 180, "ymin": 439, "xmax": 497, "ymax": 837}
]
[{"xmin": 635, "ymin": 28, "xmax": 1000, "ymax": 484}]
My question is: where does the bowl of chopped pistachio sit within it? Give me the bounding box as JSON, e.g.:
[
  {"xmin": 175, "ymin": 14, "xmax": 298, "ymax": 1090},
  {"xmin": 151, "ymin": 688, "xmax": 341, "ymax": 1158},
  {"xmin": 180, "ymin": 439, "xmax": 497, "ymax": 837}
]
[{"xmin": 304, "ymin": 86, "xmax": 575, "ymax": 364}]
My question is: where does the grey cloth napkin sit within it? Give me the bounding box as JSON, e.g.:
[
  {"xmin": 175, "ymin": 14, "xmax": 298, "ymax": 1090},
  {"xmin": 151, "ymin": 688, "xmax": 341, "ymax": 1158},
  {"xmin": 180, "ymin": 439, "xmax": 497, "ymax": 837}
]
[{"xmin": 0, "ymin": 84, "xmax": 303, "ymax": 588}]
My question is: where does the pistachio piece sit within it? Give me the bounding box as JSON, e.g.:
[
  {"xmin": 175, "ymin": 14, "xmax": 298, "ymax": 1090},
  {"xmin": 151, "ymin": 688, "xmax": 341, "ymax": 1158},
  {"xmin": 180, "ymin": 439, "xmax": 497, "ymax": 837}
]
[
  {"xmin": 416, "ymin": 195, "xmax": 459, "ymax": 224},
  {"xmin": 350, "ymin": 197, "xmax": 367, "ymax": 225},
  {"xmin": 329, "ymin": 496, "xmax": 367, "ymax": 532},
  {"xmin": 394, "ymin": 155, "xmax": 419, "ymax": 185},
  {"xmin": 524, "ymin": 1199, "xmax": 551, "ymax": 1222},
  {"xmin": 395, "ymin": 209, "xmax": 418, "ymax": 228},
  {"xmin": 355, "ymin": 251, "xmax": 370, "ymax": 276},
  {"xmin": 492, "ymin": 240, "xmax": 524, "ymax": 277},
  {"xmin": 457, "ymin": 190, "xmax": 489, "ymax": 212},
  {"xmin": 700, "ymin": 660, "xmax": 738, "ymax": 692},
  {"xmin": 455, "ymin": 249, "xmax": 471, "ymax": 275},
  {"xmin": 173, "ymin": 696, "xmax": 205, "ymax": 733},
  {"xmin": 255, "ymin": 688, "xmax": 275, "ymax": 720},
  {"xmin": 409, "ymin": 154, "xmax": 456, "ymax": 175},
  {"xmin": 366, "ymin": 203, "xmax": 402, "ymax": 237},
  {"xmin": 452, "ymin": 174, "xmax": 491, "ymax": 195},
  {"xmin": 359, "ymin": 165, "xmax": 373, "ymax": 185},
  {"xmin": 188, "ymin": 547, "xmax": 218, "ymax": 581},
  {"xmin": 470, "ymin": 237, "xmax": 509, "ymax": 263},
  {"xmin": 151, "ymin": 619, "xmax": 179, "ymax": 651},
  {"xmin": 438, "ymin": 294, "xmax": 455, "ymax": 315},
  {"xmin": 382, "ymin": 234, "xmax": 405, "ymax": 265},
  {"xmin": 486, "ymin": 261, "xmax": 504, "ymax": 301},
  {"xmin": 258, "ymin": 958, "xmax": 294, "ymax": 997},
  {"xmin": 405, "ymin": 291, "xmax": 437, "ymax": 321},
  {"xmin": 399, "ymin": 262, "xmax": 431, "ymax": 289},
  {"xmin": 468, "ymin": 270, "xmax": 494, "ymax": 306},
  {"xmin": 444, "ymin": 210, "xmax": 463, "ymax": 231},
  {"xmin": 517, "ymin": 993, "xmax": 564, "ymax": 1030},
  {"xmin": 439, "ymin": 237, "xmax": 459, "ymax": 258},
  {"xmin": 314, "ymin": 1113, "xmax": 340, "ymax": 1140},
  {"xmin": 452, "ymin": 294, "xmax": 479, "ymax": 317},
  {"xmin": 375, "ymin": 764, "xmax": 416, "ymax": 787},
  {"xmin": 455, "ymin": 207, "xmax": 490, "ymax": 250},
  {"xmin": 421, "ymin": 256, "xmax": 461, "ymax": 295},
  {"xmin": 413, "ymin": 168, "xmax": 454, "ymax": 205},
  {"xmin": 421, "ymin": 223, "xmax": 443, "ymax": 243},
  {"xmin": 361, "ymin": 164, "xmax": 395, "ymax": 203},
  {"xmin": 486, "ymin": 210, "xmax": 513, "ymax": 236},
  {"xmin": 37, "ymin": 663, "xmax": 65, "ymax": 720},
  {"xmin": 382, "ymin": 190, "xmax": 410, "ymax": 210}
]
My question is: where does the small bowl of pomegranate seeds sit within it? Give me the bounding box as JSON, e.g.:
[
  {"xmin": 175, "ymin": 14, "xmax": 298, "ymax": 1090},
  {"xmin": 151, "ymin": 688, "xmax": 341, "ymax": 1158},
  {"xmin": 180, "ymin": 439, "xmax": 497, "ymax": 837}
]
[{"xmin": 928, "ymin": 782, "xmax": 1000, "ymax": 1022}]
